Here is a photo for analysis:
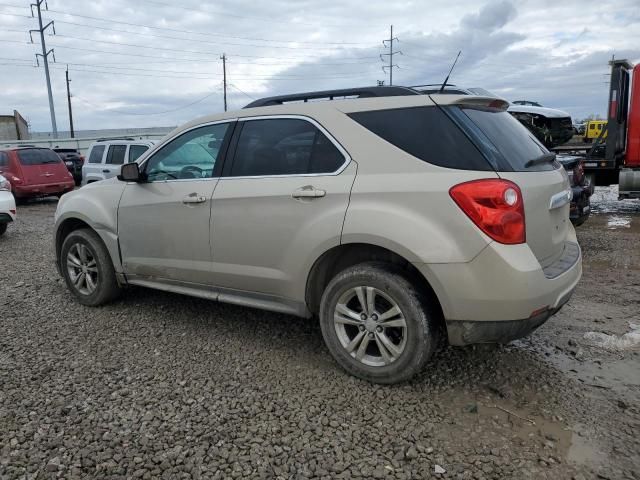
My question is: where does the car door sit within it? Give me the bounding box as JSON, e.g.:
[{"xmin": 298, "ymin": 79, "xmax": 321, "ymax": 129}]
[
  {"xmin": 83, "ymin": 144, "xmax": 106, "ymax": 184},
  {"xmin": 210, "ymin": 116, "xmax": 355, "ymax": 300},
  {"xmin": 118, "ymin": 121, "xmax": 233, "ymax": 286},
  {"xmin": 103, "ymin": 144, "xmax": 127, "ymax": 180}
]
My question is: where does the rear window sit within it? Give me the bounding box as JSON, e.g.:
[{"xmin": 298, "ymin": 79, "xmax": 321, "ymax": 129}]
[
  {"xmin": 457, "ymin": 107, "xmax": 555, "ymax": 171},
  {"xmin": 348, "ymin": 106, "xmax": 492, "ymax": 171},
  {"xmin": 88, "ymin": 145, "xmax": 105, "ymax": 163},
  {"xmin": 17, "ymin": 148, "xmax": 62, "ymax": 165},
  {"xmin": 106, "ymin": 145, "xmax": 127, "ymax": 165}
]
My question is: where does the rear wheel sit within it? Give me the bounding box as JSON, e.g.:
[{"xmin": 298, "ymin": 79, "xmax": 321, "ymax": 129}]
[
  {"xmin": 319, "ymin": 262, "xmax": 439, "ymax": 384},
  {"xmin": 0, "ymin": 223, "xmax": 7, "ymax": 236},
  {"xmin": 60, "ymin": 229, "xmax": 121, "ymax": 306}
]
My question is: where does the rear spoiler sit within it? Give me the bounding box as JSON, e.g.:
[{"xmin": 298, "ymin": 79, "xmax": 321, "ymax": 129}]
[{"xmin": 428, "ymin": 95, "xmax": 510, "ymax": 111}]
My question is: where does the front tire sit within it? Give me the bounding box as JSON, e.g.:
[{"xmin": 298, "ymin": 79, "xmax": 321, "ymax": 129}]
[
  {"xmin": 60, "ymin": 228, "xmax": 121, "ymax": 306},
  {"xmin": 319, "ymin": 262, "xmax": 439, "ymax": 384},
  {"xmin": 0, "ymin": 223, "xmax": 7, "ymax": 236}
]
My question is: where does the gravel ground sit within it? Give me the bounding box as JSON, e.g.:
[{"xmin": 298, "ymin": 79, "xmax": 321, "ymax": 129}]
[{"xmin": 1, "ymin": 190, "xmax": 639, "ymax": 480}]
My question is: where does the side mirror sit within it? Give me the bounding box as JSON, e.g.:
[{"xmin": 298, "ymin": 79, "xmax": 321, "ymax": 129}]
[{"xmin": 118, "ymin": 162, "xmax": 142, "ymax": 182}]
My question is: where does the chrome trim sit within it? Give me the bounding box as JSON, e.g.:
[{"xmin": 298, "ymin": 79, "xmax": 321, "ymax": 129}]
[
  {"xmin": 136, "ymin": 119, "xmax": 238, "ymax": 184},
  {"xmin": 223, "ymin": 114, "xmax": 352, "ymax": 180},
  {"xmin": 549, "ymin": 189, "xmax": 572, "ymax": 210}
]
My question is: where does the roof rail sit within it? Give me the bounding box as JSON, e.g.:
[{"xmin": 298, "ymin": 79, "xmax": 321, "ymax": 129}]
[
  {"xmin": 244, "ymin": 86, "xmax": 420, "ymax": 108},
  {"xmin": 96, "ymin": 137, "xmax": 136, "ymax": 142}
]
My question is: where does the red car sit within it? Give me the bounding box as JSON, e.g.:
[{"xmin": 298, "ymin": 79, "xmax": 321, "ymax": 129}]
[{"xmin": 0, "ymin": 147, "xmax": 75, "ymax": 200}]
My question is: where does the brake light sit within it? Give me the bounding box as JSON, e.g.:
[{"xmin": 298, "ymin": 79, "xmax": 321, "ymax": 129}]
[
  {"xmin": 0, "ymin": 177, "xmax": 11, "ymax": 192},
  {"xmin": 449, "ymin": 179, "xmax": 526, "ymax": 244}
]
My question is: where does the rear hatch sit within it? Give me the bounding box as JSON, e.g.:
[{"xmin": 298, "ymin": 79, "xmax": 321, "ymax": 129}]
[
  {"xmin": 435, "ymin": 97, "xmax": 572, "ymax": 268},
  {"xmin": 16, "ymin": 148, "xmax": 72, "ymax": 185}
]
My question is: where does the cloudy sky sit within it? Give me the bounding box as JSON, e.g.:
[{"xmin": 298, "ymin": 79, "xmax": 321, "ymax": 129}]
[{"xmin": 0, "ymin": 0, "xmax": 639, "ymax": 133}]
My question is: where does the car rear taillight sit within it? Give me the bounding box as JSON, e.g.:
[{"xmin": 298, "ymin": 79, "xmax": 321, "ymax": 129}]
[
  {"xmin": 575, "ymin": 161, "xmax": 585, "ymax": 183},
  {"xmin": 0, "ymin": 178, "xmax": 11, "ymax": 192},
  {"xmin": 449, "ymin": 179, "xmax": 526, "ymax": 244}
]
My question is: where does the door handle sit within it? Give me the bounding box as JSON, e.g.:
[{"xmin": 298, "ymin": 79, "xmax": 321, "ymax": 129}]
[
  {"xmin": 182, "ymin": 193, "xmax": 207, "ymax": 204},
  {"xmin": 102, "ymin": 169, "xmax": 111, "ymax": 173},
  {"xmin": 292, "ymin": 185, "xmax": 326, "ymax": 199}
]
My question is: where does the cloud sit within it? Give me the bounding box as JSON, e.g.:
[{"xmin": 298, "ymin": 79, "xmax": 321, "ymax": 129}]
[{"xmin": 0, "ymin": 0, "xmax": 638, "ymax": 132}]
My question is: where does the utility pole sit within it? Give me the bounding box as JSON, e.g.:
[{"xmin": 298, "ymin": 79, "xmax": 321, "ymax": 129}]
[
  {"xmin": 381, "ymin": 25, "xmax": 401, "ymax": 86},
  {"xmin": 29, "ymin": 0, "xmax": 57, "ymax": 138},
  {"xmin": 65, "ymin": 65, "xmax": 74, "ymax": 138},
  {"xmin": 221, "ymin": 53, "xmax": 227, "ymax": 112}
]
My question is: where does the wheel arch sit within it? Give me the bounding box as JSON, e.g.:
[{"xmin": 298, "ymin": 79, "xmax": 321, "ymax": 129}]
[{"xmin": 305, "ymin": 242, "xmax": 445, "ymax": 329}]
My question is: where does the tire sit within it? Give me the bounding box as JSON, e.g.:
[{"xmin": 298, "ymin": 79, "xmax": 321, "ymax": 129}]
[
  {"xmin": 319, "ymin": 262, "xmax": 439, "ymax": 384},
  {"xmin": 0, "ymin": 223, "xmax": 6, "ymax": 236},
  {"xmin": 60, "ymin": 228, "xmax": 121, "ymax": 306}
]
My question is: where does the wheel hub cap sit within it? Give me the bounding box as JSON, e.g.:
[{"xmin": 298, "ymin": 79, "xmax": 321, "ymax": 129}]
[{"xmin": 66, "ymin": 242, "xmax": 99, "ymax": 296}]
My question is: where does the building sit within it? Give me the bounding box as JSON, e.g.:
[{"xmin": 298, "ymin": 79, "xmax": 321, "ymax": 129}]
[{"xmin": 0, "ymin": 110, "xmax": 29, "ymax": 141}]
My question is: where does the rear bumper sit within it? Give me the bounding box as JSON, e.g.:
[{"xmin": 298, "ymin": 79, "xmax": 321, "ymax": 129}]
[
  {"xmin": 413, "ymin": 233, "xmax": 582, "ymax": 346},
  {"xmin": 0, "ymin": 192, "xmax": 16, "ymax": 221},
  {"xmin": 13, "ymin": 180, "xmax": 75, "ymax": 198}
]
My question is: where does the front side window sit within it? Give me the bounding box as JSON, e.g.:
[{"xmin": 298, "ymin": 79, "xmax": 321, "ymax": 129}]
[
  {"xmin": 230, "ymin": 118, "xmax": 345, "ymax": 177},
  {"xmin": 145, "ymin": 123, "xmax": 229, "ymax": 182},
  {"xmin": 128, "ymin": 144, "xmax": 149, "ymax": 163},
  {"xmin": 106, "ymin": 145, "xmax": 127, "ymax": 165},
  {"xmin": 88, "ymin": 145, "xmax": 105, "ymax": 163}
]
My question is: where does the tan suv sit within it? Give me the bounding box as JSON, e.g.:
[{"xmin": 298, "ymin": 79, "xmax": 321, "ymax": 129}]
[{"xmin": 54, "ymin": 87, "xmax": 582, "ymax": 384}]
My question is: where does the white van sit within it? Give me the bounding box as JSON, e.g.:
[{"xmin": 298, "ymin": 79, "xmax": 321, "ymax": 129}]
[{"xmin": 82, "ymin": 139, "xmax": 155, "ymax": 185}]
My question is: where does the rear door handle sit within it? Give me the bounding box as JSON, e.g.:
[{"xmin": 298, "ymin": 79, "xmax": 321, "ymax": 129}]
[
  {"xmin": 292, "ymin": 185, "xmax": 326, "ymax": 199},
  {"xmin": 102, "ymin": 169, "xmax": 110, "ymax": 173},
  {"xmin": 182, "ymin": 193, "xmax": 207, "ymax": 204}
]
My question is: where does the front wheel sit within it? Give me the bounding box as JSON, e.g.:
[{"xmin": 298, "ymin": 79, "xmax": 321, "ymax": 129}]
[
  {"xmin": 319, "ymin": 262, "xmax": 439, "ymax": 384},
  {"xmin": 60, "ymin": 228, "xmax": 121, "ymax": 306},
  {"xmin": 0, "ymin": 223, "xmax": 7, "ymax": 236}
]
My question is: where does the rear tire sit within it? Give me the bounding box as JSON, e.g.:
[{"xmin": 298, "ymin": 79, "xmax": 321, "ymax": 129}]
[
  {"xmin": 60, "ymin": 228, "xmax": 121, "ymax": 306},
  {"xmin": 0, "ymin": 223, "xmax": 7, "ymax": 236},
  {"xmin": 319, "ymin": 262, "xmax": 439, "ymax": 384}
]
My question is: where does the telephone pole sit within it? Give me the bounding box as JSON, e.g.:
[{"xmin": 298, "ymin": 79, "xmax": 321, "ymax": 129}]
[
  {"xmin": 221, "ymin": 53, "xmax": 227, "ymax": 112},
  {"xmin": 29, "ymin": 0, "xmax": 57, "ymax": 138},
  {"xmin": 65, "ymin": 66, "xmax": 74, "ymax": 138},
  {"xmin": 381, "ymin": 25, "xmax": 401, "ymax": 86}
]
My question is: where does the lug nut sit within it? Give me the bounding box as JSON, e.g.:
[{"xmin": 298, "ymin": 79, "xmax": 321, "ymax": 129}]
[
  {"xmin": 368, "ymin": 332, "xmax": 375, "ymax": 338},
  {"xmin": 376, "ymin": 326, "xmax": 383, "ymax": 333},
  {"xmin": 360, "ymin": 313, "xmax": 367, "ymax": 321},
  {"xmin": 371, "ymin": 314, "xmax": 378, "ymax": 321},
  {"xmin": 359, "ymin": 325, "xmax": 365, "ymax": 331}
]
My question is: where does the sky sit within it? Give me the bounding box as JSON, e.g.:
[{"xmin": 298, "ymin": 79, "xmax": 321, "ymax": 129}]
[{"xmin": 0, "ymin": 0, "xmax": 639, "ymax": 133}]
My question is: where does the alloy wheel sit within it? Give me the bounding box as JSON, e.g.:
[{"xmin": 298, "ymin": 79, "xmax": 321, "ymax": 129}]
[
  {"xmin": 66, "ymin": 243, "xmax": 99, "ymax": 295},
  {"xmin": 333, "ymin": 286, "xmax": 407, "ymax": 367}
]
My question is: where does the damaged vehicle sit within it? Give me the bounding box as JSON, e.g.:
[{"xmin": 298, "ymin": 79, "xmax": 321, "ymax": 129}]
[
  {"xmin": 557, "ymin": 155, "xmax": 591, "ymax": 226},
  {"xmin": 413, "ymin": 85, "xmax": 575, "ymax": 148}
]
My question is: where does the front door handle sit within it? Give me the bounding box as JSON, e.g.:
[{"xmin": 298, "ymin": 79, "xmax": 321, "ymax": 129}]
[
  {"xmin": 292, "ymin": 185, "xmax": 326, "ymax": 199},
  {"xmin": 102, "ymin": 169, "xmax": 111, "ymax": 173},
  {"xmin": 182, "ymin": 193, "xmax": 207, "ymax": 204}
]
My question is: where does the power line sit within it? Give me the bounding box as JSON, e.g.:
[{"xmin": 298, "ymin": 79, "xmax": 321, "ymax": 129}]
[
  {"xmin": 228, "ymin": 84, "xmax": 257, "ymax": 101},
  {"xmin": 381, "ymin": 25, "xmax": 401, "ymax": 85}
]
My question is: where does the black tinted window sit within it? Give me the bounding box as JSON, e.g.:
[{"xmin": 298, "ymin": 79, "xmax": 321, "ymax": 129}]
[
  {"xmin": 106, "ymin": 145, "xmax": 127, "ymax": 165},
  {"xmin": 348, "ymin": 107, "xmax": 491, "ymax": 171},
  {"xmin": 459, "ymin": 107, "xmax": 554, "ymax": 171},
  {"xmin": 88, "ymin": 145, "xmax": 105, "ymax": 163},
  {"xmin": 128, "ymin": 145, "xmax": 149, "ymax": 162},
  {"xmin": 0, "ymin": 152, "xmax": 7, "ymax": 167},
  {"xmin": 17, "ymin": 149, "xmax": 62, "ymax": 165},
  {"xmin": 230, "ymin": 119, "xmax": 344, "ymax": 176}
]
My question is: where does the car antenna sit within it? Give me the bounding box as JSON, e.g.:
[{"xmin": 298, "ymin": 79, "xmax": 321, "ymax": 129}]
[{"xmin": 439, "ymin": 50, "xmax": 462, "ymax": 93}]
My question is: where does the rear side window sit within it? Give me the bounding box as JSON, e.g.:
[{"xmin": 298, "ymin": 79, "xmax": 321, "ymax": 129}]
[
  {"xmin": 458, "ymin": 107, "xmax": 554, "ymax": 171},
  {"xmin": 106, "ymin": 145, "xmax": 127, "ymax": 165},
  {"xmin": 88, "ymin": 145, "xmax": 105, "ymax": 163},
  {"xmin": 348, "ymin": 106, "xmax": 491, "ymax": 171},
  {"xmin": 128, "ymin": 145, "xmax": 149, "ymax": 162},
  {"xmin": 230, "ymin": 118, "xmax": 345, "ymax": 176},
  {"xmin": 0, "ymin": 152, "xmax": 7, "ymax": 167},
  {"xmin": 17, "ymin": 148, "xmax": 62, "ymax": 165}
]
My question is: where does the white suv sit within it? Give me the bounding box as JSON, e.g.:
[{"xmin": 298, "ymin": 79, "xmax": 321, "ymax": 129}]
[
  {"xmin": 55, "ymin": 87, "xmax": 582, "ymax": 384},
  {"xmin": 82, "ymin": 139, "xmax": 155, "ymax": 185}
]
